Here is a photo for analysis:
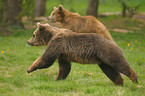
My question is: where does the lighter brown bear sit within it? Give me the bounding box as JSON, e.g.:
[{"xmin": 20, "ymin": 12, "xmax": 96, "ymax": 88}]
[
  {"xmin": 48, "ymin": 5, "xmax": 115, "ymax": 44},
  {"xmin": 27, "ymin": 22, "xmax": 138, "ymax": 86}
]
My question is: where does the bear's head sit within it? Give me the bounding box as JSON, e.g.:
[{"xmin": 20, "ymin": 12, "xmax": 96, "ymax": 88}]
[
  {"xmin": 48, "ymin": 5, "xmax": 80, "ymax": 22},
  {"xmin": 48, "ymin": 5, "xmax": 66, "ymax": 22},
  {"xmin": 27, "ymin": 22, "xmax": 52, "ymax": 46}
]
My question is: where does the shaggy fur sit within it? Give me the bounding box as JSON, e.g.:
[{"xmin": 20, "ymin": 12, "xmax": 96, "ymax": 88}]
[
  {"xmin": 48, "ymin": 5, "xmax": 115, "ymax": 44},
  {"xmin": 27, "ymin": 22, "xmax": 138, "ymax": 86}
]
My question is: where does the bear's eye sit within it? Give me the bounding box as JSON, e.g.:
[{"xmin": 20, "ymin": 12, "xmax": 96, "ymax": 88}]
[
  {"xmin": 33, "ymin": 34, "xmax": 35, "ymax": 37},
  {"xmin": 53, "ymin": 13, "xmax": 55, "ymax": 15}
]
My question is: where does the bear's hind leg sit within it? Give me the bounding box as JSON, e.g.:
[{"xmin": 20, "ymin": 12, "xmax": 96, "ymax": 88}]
[
  {"xmin": 129, "ymin": 68, "xmax": 138, "ymax": 84},
  {"xmin": 111, "ymin": 60, "xmax": 138, "ymax": 84},
  {"xmin": 56, "ymin": 58, "xmax": 71, "ymax": 80},
  {"xmin": 99, "ymin": 63, "xmax": 123, "ymax": 86},
  {"xmin": 120, "ymin": 67, "xmax": 138, "ymax": 84}
]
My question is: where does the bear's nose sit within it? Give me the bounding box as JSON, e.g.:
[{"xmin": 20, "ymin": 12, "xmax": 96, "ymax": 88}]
[
  {"xmin": 27, "ymin": 41, "xmax": 34, "ymax": 46},
  {"xmin": 27, "ymin": 40, "xmax": 30, "ymax": 44},
  {"xmin": 47, "ymin": 17, "xmax": 49, "ymax": 20}
]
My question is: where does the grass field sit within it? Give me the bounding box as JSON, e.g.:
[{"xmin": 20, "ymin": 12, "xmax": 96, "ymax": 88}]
[
  {"xmin": 1, "ymin": 0, "xmax": 145, "ymax": 96},
  {"xmin": 0, "ymin": 15, "xmax": 145, "ymax": 96},
  {"xmin": 45, "ymin": 0, "xmax": 145, "ymax": 16}
]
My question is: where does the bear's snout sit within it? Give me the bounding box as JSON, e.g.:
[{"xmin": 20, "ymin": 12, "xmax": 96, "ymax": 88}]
[
  {"xmin": 47, "ymin": 16, "xmax": 54, "ymax": 22},
  {"xmin": 47, "ymin": 17, "xmax": 49, "ymax": 20},
  {"xmin": 27, "ymin": 40, "xmax": 34, "ymax": 46}
]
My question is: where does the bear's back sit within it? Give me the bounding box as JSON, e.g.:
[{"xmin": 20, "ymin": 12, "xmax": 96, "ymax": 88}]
[
  {"xmin": 61, "ymin": 33, "xmax": 124, "ymax": 64},
  {"xmin": 64, "ymin": 15, "xmax": 106, "ymax": 32}
]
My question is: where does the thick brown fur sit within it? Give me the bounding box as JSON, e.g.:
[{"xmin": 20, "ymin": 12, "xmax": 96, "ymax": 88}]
[
  {"xmin": 27, "ymin": 22, "xmax": 138, "ymax": 86},
  {"xmin": 48, "ymin": 5, "xmax": 115, "ymax": 44}
]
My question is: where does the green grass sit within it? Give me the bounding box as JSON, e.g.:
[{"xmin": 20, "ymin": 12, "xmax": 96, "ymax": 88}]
[
  {"xmin": 0, "ymin": 15, "xmax": 145, "ymax": 95},
  {"xmin": 45, "ymin": 0, "xmax": 145, "ymax": 16}
]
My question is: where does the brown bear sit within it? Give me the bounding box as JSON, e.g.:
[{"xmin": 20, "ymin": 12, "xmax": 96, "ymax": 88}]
[
  {"xmin": 27, "ymin": 22, "xmax": 138, "ymax": 86},
  {"xmin": 48, "ymin": 5, "xmax": 115, "ymax": 44}
]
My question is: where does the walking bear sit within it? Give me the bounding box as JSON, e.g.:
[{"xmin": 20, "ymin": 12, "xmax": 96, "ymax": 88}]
[
  {"xmin": 48, "ymin": 5, "xmax": 115, "ymax": 44},
  {"xmin": 27, "ymin": 22, "xmax": 138, "ymax": 86}
]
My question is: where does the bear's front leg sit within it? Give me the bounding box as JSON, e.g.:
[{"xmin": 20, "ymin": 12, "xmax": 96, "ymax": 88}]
[
  {"xmin": 27, "ymin": 56, "xmax": 43, "ymax": 73},
  {"xmin": 27, "ymin": 38, "xmax": 63, "ymax": 73},
  {"xmin": 56, "ymin": 57, "xmax": 71, "ymax": 80},
  {"xmin": 98, "ymin": 62, "xmax": 124, "ymax": 86},
  {"xmin": 27, "ymin": 56, "xmax": 54, "ymax": 73}
]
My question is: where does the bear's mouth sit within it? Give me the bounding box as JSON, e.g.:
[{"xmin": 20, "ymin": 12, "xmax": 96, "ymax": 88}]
[
  {"xmin": 27, "ymin": 41, "xmax": 34, "ymax": 46},
  {"xmin": 47, "ymin": 16, "xmax": 55, "ymax": 23},
  {"xmin": 27, "ymin": 41, "xmax": 40, "ymax": 46},
  {"xmin": 50, "ymin": 19, "xmax": 54, "ymax": 23}
]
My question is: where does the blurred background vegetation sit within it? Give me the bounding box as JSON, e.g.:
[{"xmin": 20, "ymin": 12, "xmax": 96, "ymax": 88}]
[{"xmin": 0, "ymin": 0, "xmax": 145, "ymax": 29}]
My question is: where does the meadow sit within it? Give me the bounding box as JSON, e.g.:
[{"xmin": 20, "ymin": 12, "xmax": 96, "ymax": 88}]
[{"xmin": 0, "ymin": 0, "xmax": 145, "ymax": 96}]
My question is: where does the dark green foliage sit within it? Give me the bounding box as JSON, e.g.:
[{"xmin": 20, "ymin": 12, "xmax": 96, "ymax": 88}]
[{"xmin": 18, "ymin": 0, "xmax": 35, "ymax": 20}]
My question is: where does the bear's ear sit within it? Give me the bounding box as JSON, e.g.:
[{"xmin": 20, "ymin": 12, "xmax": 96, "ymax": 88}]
[
  {"xmin": 39, "ymin": 25, "xmax": 45, "ymax": 32},
  {"xmin": 58, "ymin": 5, "xmax": 64, "ymax": 11},
  {"xmin": 37, "ymin": 22, "xmax": 41, "ymax": 27}
]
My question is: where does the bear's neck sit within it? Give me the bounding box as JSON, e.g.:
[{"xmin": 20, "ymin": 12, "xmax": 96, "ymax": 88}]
[
  {"xmin": 61, "ymin": 11, "xmax": 78, "ymax": 23},
  {"xmin": 42, "ymin": 26, "xmax": 61, "ymax": 45},
  {"xmin": 58, "ymin": 9, "xmax": 76, "ymax": 23},
  {"xmin": 47, "ymin": 26, "xmax": 61, "ymax": 36}
]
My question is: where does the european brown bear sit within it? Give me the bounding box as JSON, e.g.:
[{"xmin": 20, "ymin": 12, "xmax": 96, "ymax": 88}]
[
  {"xmin": 27, "ymin": 22, "xmax": 138, "ymax": 86},
  {"xmin": 48, "ymin": 5, "xmax": 115, "ymax": 44}
]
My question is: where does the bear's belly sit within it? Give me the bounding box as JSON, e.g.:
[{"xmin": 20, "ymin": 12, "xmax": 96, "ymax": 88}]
[{"xmin": 69, "ymin": 55, "xmax": 100, "ymax": 64}]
